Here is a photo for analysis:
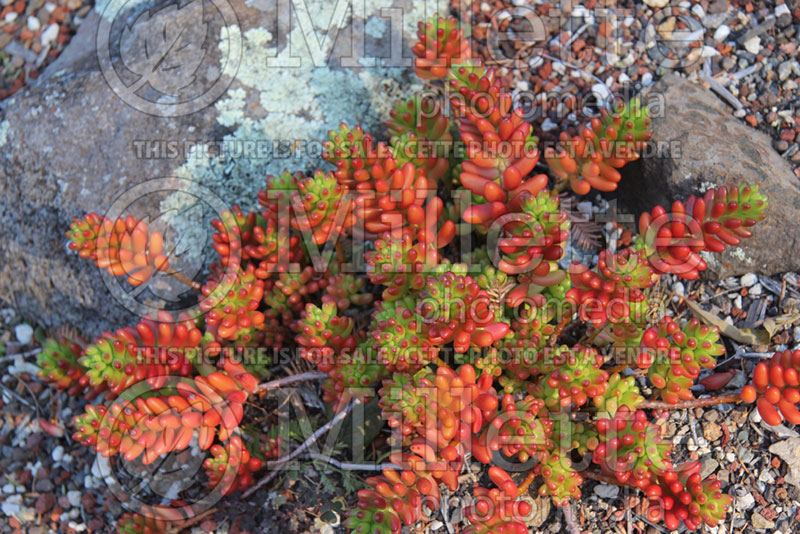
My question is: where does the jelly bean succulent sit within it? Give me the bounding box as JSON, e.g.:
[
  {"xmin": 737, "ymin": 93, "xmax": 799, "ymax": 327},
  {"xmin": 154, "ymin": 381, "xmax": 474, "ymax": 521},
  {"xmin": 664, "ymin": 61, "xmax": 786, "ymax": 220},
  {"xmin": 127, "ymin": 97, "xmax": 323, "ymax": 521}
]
[{"xmin": 46, "ymin": 14, "xmax": 778, "ymax": 534}]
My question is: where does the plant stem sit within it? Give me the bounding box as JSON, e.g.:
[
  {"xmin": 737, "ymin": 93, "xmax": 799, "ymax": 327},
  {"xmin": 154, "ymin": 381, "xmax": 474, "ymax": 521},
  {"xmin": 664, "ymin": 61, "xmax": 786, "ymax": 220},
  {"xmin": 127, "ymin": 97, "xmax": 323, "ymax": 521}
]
[
  {"xmin": 166, "ymin": 270, "xmax": 201, "ymax": 291},
  {"xmin": 242, "ymin": 399, "xmax": 359, "ymax": 497},
  {"xmin": 552, "ymin": 179, "xmax": 570, "ymax": 194},
  {"xmin": 641, "ymin": 393, "xmax": 741, "ymax": 410},
  {"xmin": 305, "ymin": 452, "xmax": 398, "ymax": 471},
  {"xmin": 562, "ymin": 501, "xmax": 582, "ymax": 534},
  {"xmin": 581, "ymin": 469, "xmax": 624, "ymax": 486},
  {"xmin": 549, "ymin": 314, "xmax": 573, "ymax": 347},
  {"xmin": 583, "ymin": 324, "xmax": 607, "ymax": 346},
  {"xmin": 517, "ymin": 469, "xmax": 538, "ymax": 496},
  {"xmin": 256, "ymin": 371, "xmax": 329, "ymax": 391}
]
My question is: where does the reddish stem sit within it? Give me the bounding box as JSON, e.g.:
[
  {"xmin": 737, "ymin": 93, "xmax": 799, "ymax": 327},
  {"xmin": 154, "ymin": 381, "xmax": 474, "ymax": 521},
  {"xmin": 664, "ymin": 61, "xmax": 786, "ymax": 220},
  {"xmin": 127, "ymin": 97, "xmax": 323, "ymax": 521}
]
[
  {"xmin": 641, "ymin": 393, "xmax": 741, "ymax": 410},
  {"xmin": 581, "ymin": 469, "xmax": 624, "ymax": 486},
  {"xmin": 167, "ymin": 270, "xmax": 201, "ymax": 290},
  {"xmin": 257, "ymin": 371, "xmax": 328, "ymax": 391},
  {"xmin": 517, "ymin": 469, "xmax": 538, "ymax": 496}
]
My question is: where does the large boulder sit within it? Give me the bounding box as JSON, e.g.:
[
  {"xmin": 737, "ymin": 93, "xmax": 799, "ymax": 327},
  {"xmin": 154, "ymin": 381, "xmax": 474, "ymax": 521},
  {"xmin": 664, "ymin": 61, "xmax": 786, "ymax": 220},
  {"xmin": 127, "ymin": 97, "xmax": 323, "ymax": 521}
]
[
  {"xmin": 619, "ymin": 74, "xmax": 800, "ymax": 278},
  {"xmin": 0, "ymin": 0, "xmax": 422, "ymax": 335}
]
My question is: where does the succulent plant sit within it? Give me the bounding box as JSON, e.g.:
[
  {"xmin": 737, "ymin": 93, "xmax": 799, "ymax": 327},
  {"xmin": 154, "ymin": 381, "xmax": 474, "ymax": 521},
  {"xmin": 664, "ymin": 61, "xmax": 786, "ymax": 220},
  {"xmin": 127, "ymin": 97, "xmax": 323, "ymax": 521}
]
[
  {"xmin": 366, "ymin": 231, "xmax": 439, "ymax": 301},
  {"xmin": 345, "ymin": 467, "xmax": 440, "ymax": 534},
  {"xmin": 116, "ymin": 513, "xmax": 168, "ymax": 534},
  {"xmin": 411, "ymin": 16, "xmax": 472, "ymax": 79},
  {"xmin": 637, "ymin": 184, "xmax": 768, "ymax": 279},
  {"xmin": 67, "ymin": 213, "xmax": 170, "ymax": 286},
  {"xmin": 199, "ymin": 264, "xmax": 266, "ymax": 342},
  {"xmin": 78, "ymin": 311, "xmax": 199, "ymax": 396},
  {"xmin": 646, "ymin": 463, "xmax": 733, "ymax": 530},
  {"xmin": 529, "ymin": 345, "xmax": 609, "ymax": 410},
  {"xmin": 473, "ymin": 393, "xmax": 553, "ymax": 464},
  {"xmin": 371, "ymin": 301, "xmax": 438, "ymax": 373},
  {"xmin": 535, "ymin": 451, "xmax": 584, "ymax": 506},
  {"xmin": 592, "ymin": 407, "xmax": 672, "ymax": 489},
  {"xmin": 418, "ymin": 271, "xmax": 510, "ymax": 353},
  {"xmin": 37, "ymin": 331, "xmax": 108, "ymax": 400},
  {"xmin": 638, "ymin": 317, "xmax": 724, "ymax": 404},
  {"xmin": 544, "ymin": 99, "xmax": 651, "ymax": 195},
  {"xmin": 53, "ymin": 14, "xmax": 778, "ymax": 533},
  {"xmin": 741, "ymin": 349, "xmax": 800, "ymax": 425},
  {"xmin": 203, "ymin": 435, "xmax": 263, "ymax": 495},
  {"xmin": 291, "ymin": 170, "xmax": 354, "ymax": 244}
]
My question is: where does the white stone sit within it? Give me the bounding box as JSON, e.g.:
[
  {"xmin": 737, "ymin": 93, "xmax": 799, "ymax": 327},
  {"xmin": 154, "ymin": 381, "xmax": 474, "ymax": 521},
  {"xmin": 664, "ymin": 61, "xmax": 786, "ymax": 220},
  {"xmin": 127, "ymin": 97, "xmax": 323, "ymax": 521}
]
[
  {"xmin": 26, "ymin": 16, "xmax": 40, "ymax": 31},
  {"xmin": 618, "ymin": 72, "xmax": 631, "ymax": 84},
  {"xmin": 67, "ymin": 490, "xmax": 82, "ymax": 507},
  {"xmin": 577, "ymin": 201, "xmax": 594, "ymax": 218},
  {"xmin": 743, "ymin": 36, "xmax": 761, "ymax": 55},
  {"xmin": 641, "ymin": 72, "xmax": 654, "ymax": 86},
  {"xmin": 673, "ymin": 281, "xmax": 685, "ymax": 296},
  {"xmin": 541, "ymin": 118, "xmax": 558, "ymax": 132},
  {"xmin": 741, "ymin": 273, "xmax": 758, "ymax": 287},
  {"xmin": 14, "ymin": 323, "xmax": 33, "ymax": 344},
  {"xmin": 749, "ymin": 283, "xmax": 762, "ymax": 296},
  {"xmin": 713, "ymin": 25, "xmax": 731, "ymax": 42},
  {"xmin": 736, "ymin": 491, "xmax": 755, "ymax": 510},
  {"xmin": 644, "ymin": 0, "xmax": 669, "ymax": 7},
  {"xmin": 41, "ymin": 23, "xmax": 59, "ymax": 46},
  {"xmin": 591, "ymin": 83, "xmax": 611, "ymax": 105},
  {"xmin": 51, "ymin": 445, "xmax": 64, "ymax": 463},
  {"xmin": 776, "ymin": 4, "xmax": 791, "ymax": 17},
  {"xmin": 702, "ymin": 46, "xmax": 720, "ymax": 57},
  {"xmin": 691, "ymin": 4, "xmax": 705, "ymax": 18},
  {"xmin": 2, "ymin": 484, "xmax": 16, "ymax": 494},
  {"xmin": 3, "ymin": 11, "xmax": 16, "ymax": 23},
  {"xmin": 0, "ymin": 495, "xmax": 22, "ymax": 516}
]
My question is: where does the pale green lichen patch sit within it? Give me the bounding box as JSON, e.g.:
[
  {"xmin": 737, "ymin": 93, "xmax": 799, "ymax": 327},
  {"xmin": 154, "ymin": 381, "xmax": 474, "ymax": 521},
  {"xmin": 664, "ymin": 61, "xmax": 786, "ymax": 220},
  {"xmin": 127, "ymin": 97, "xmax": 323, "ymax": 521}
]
[{"xmin": 160, "ymin": 1, "xmax": 440, "ymax": 256}]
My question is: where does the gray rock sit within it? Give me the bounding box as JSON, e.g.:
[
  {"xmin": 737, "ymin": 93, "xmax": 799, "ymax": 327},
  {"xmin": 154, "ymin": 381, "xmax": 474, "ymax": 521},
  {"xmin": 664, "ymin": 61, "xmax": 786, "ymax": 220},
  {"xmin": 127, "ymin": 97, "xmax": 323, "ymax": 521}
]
[
  {"xmin": 751, "ymin": 512, "xmax": 775, "ymax": 531},
  {"xmin": 620, "ymin": 74, "xmax": 800, "ymax": 279},
  {"xmin": 769, "ymin": 438, "xmax": 800, "ymax": 488},
  {"xmin": 593, "ymin": 483, "xmax": 620, "ymax": 499},
  {"xmin": 699, "ymin": 457, "xmax": 718, "ymax": 478},
  {"xmin": 0, "ymin": 0, "xmax": 415, "ymax": 335}
]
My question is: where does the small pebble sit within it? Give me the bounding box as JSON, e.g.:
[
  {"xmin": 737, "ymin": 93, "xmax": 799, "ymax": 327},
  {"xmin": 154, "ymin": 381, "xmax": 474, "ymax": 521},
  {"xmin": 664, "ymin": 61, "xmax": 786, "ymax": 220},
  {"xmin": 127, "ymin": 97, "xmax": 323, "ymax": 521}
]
[
  {"xmin": 14, "ymin": 323, "xmax": 33, "ymax": 345},
  {"xmin": 713, "ymin": 25, "xmax": 731, "ymax": 41},
  {"xmin": 51, "ymin": 445, "xmax": 64, "ymax": 463},
  {"xmin": 743, "ymin": 36, "xmax": 761, "ymax": 55},
  {"xmin": 741, "ymin": 273, "xmax": 758, "ymax": 287},
  {"xmin": 749, "ymin": 283, "xmax": 762, "ymax": 296},
  {"xmin": 66, "ymin": 490, "xmax": 81, "ymax": 508},
  {"xmin": 40, "ymin": 23, "xmax": 59, "ymax": 46}
]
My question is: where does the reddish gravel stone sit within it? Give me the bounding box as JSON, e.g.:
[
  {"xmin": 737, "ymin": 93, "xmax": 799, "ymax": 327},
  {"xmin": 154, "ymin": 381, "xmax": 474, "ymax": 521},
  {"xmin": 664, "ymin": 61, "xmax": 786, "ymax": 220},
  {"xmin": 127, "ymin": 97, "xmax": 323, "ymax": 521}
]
[{"xmin": 35, "ymin": 493, "xmax": 57, "ymax": 514}]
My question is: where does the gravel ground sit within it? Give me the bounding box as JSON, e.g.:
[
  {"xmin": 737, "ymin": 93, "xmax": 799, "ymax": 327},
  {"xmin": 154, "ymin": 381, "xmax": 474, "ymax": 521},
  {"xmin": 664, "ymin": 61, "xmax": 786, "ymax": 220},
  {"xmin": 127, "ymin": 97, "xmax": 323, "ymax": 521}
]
[
  {"xmin": 458, "ymin": 0, "xmax": 800, "ymax": 178},
  {"xmin": 0, "ymin": 0, "xmax": 91, "ymax": 99}
]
